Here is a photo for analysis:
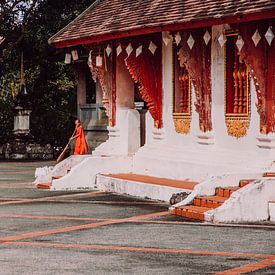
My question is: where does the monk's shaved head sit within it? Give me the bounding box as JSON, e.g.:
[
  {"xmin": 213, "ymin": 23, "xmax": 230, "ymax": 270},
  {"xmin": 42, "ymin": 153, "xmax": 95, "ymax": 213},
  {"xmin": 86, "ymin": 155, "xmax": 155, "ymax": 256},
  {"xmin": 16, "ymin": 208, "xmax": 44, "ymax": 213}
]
[{"xmin": 75, "ymin": 119, "xmax": 81, "ymax": 126}]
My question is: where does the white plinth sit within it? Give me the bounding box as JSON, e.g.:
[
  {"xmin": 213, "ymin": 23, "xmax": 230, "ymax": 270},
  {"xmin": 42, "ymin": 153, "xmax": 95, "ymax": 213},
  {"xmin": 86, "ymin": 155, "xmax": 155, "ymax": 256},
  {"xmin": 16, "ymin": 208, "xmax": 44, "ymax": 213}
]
[
  {"xmin": 93, "ymin": 108, "xmax": 140, "ymax": 156},
  {"xmin": 13, "ymin": 107, "xmax": 31, "ymax": 135}
]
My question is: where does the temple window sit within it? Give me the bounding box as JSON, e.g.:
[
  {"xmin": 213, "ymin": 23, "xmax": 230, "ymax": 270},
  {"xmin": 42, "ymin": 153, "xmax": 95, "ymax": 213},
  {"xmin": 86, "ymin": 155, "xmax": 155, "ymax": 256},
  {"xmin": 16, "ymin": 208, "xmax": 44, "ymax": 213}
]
[
  {"xmin": 173, "ymin": 44, "xmax": 192, "ymax": 134},
  {"xmin": 224, "ymin": 31, "xmax": 251, "ymax": 138}
]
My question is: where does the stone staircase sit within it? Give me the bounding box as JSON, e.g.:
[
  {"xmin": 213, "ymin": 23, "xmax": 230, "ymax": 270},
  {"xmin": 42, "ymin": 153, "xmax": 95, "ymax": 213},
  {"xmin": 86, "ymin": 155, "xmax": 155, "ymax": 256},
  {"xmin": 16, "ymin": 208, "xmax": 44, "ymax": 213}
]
[
  {"xmin": 171, "ymin": 179, "xmax": 256, "ymax": 221},
  {"xmin": 34, "ymin": 155, "xmax": 91, "ymax": 190}
]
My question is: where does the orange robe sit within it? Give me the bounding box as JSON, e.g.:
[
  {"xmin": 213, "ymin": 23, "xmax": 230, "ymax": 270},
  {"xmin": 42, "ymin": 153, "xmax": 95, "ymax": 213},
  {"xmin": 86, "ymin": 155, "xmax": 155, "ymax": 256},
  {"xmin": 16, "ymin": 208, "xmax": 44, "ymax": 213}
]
[{"xmin": 74, "ymin": 126, "xmax": 88, "ymax": 155}]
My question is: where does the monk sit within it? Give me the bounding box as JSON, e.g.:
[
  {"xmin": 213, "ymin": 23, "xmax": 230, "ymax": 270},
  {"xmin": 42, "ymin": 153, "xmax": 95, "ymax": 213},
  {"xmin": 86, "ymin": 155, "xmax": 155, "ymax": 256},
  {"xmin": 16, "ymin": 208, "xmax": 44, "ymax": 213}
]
[{"xmin": 70, "ymin": 119, "xmax": 89, "ymax": 155}]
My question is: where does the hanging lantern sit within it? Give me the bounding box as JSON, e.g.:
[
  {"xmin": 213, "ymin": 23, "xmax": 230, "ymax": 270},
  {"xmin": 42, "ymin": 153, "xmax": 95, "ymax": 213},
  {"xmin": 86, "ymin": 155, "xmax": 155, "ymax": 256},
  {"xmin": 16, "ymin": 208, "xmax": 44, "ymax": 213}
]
[
  {"xmin": 96, "ymin": 51, "xmax": 103, "ymax": 67},
  {"xmin": 71, "ymin": 50, "xmax": 79, "ymax": 61},
  {"xmin": 64, "ymin": 53, "xmax": 71, "ymax": 64}
]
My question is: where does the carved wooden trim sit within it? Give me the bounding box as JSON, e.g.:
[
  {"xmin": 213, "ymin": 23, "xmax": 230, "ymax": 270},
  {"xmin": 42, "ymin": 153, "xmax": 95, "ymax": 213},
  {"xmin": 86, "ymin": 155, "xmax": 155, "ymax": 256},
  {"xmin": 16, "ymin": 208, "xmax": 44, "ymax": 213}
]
[
  {"xmin": 178, "ymin": 28, "xmax": 212, "ymax": 132},
  {"xmin": 87, "ymin": 46, "xmax": 115, "ymax": 126},
  {"xmin": 123, "ymin": 34, "xmax": 163, "ymax": 128},
  {"xmin": 234, "ymin": 20, "xmax": 275, "ymax": 134}
]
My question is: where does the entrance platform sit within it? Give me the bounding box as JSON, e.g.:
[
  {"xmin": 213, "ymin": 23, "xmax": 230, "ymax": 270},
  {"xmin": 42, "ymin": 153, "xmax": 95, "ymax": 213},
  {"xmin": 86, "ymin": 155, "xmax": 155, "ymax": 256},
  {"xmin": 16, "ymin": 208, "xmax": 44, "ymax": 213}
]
[{"xmin": 96, "ymin": 173, "xmax": 197, "ymax": 202}]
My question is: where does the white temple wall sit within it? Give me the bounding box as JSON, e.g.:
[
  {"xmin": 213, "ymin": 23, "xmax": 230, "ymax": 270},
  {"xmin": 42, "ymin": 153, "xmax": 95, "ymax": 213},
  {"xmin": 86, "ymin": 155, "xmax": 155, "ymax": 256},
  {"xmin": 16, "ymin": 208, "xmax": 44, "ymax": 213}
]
[
  {"xmin": 161, "ymin": 39, "xmax": 200, "ymax": 147},
  {"xmin": 133, "ymin": 28, "xmax": 273, "ymax": 180},
  {"xmin": 150, "ymin": 26, "xmax": 267, "ymax": 156},
  {"xmin": 93, "ymin": 54, "xmax": 140, "ymax": 157},
  {"xmin": 211, "ymin": 25, "xmax": 260, "ymax": 152}
]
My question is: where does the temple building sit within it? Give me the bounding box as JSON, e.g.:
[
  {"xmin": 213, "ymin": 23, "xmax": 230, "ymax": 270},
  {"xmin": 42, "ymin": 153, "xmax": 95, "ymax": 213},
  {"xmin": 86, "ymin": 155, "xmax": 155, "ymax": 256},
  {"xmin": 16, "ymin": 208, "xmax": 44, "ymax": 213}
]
[{"xmin": 36, "ymin": 0, "xmax": 275, "ymax": 223}]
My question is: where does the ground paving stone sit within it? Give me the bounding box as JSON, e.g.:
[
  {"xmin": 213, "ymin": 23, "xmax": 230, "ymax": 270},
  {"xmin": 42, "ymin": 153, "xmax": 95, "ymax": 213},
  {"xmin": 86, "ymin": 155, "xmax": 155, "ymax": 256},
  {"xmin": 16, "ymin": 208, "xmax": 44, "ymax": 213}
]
[
  {"xmin": 0, "ymin": 244, "xmax": 260, "ymax": 275},
  {"xmin": 0, "ymin": 201, "xmax": 166, "ymax": 219},
  {"xmin": 0, "ymin": 161, "xmax": 274, "ymax": 274},
  {"xmin": 0, "ymin": 217, "xmax": 97, "ymax": 238},
  {"xmin": 29, "ymin": 222, "xmax": 275, "ymax": 255}
]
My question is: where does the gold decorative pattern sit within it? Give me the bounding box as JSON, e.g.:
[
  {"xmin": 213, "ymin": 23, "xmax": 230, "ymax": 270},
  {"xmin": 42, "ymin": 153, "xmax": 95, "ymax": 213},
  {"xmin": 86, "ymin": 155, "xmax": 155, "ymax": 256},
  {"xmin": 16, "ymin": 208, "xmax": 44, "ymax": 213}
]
[
  {"xmin": 172, "ymin": 43, "xmax": 192, "ymax": 135},
  {"xmin": 224, "ymin": 30, "xmax": 251, "ymax": 138},
  {"xmin": 225, "ymin": 117, "xmax": 250, "ymax": 138},
  {"xmin": 173, "ymin": 116, "xmax": 191, "ymax": 134}
]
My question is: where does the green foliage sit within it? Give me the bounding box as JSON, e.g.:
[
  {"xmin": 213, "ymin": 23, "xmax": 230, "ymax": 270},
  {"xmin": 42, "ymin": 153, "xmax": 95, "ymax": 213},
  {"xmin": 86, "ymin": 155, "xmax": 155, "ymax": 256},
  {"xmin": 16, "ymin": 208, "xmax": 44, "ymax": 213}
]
[
  {"xmin": 0, "ymin": 0, "xmax": 93, "ymax": 147},
  {"xmin": 0, "ymin": 80, "xmax": 14, "ymax": 143}
]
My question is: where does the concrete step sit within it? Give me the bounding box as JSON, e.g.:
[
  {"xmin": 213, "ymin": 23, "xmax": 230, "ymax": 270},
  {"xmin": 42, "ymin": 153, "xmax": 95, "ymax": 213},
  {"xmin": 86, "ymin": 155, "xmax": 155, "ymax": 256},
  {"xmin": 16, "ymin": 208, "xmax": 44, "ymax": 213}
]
[{"xmin": 96, "ymin": 173, "xmax": 197, "ymax": 202}]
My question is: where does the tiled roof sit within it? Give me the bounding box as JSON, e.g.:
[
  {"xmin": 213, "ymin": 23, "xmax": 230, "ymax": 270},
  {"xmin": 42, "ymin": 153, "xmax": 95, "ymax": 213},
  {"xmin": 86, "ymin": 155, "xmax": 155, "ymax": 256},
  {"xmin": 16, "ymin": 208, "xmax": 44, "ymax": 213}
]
[{"xmin": 49, "ymin": 0, "xmax": 275, "ymax": 48}]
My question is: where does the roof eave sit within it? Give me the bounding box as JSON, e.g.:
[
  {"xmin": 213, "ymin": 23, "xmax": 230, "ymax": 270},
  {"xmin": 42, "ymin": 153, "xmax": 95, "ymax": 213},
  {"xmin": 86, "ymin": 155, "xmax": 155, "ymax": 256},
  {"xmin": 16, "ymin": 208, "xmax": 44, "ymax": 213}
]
[{"xmin": 51, "ymin": 9, "xmax": 275, "ymax": 49}]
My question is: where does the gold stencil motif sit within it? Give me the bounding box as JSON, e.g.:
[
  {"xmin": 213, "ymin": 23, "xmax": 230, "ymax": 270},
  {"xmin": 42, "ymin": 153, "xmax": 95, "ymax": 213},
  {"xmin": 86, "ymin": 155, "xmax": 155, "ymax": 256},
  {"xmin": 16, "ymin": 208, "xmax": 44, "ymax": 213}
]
[
  {"xmin": 225, "ymin": 117, "xmax": 250, "ymax": 138},
  {"xmin": 173, "ymin": 117, "xmax": 191, "ymax": 134}
]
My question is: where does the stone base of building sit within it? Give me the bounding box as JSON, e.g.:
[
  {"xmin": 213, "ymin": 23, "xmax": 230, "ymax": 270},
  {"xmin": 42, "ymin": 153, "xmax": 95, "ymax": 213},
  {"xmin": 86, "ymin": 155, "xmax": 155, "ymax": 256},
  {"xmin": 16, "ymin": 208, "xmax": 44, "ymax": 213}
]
[{"xmin": 3, "ymin": 139, "xmax": 53, "ymax": 160}]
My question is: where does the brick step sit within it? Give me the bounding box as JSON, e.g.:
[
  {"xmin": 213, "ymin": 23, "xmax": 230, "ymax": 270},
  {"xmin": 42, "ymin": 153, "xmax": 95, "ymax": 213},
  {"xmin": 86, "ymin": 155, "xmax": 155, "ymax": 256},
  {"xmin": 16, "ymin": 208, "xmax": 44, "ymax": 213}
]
[
  {"xmin": 173, "ymin": 178, "xmax": 256, "ymax": 221},
  {"xmin": 52, "ymin": 176, "xmax": 63, "ymax": 180},
  {"xmin": 174, "ymin": 205, "xmax": 211, "ymax": 221},
  {"xmin": 216, "ymin": 186, "xmax": 240, "ymax": 198},
  {"xmin": 194, "ymin": 196, "xmax": 227, "ymax": 209},
  {"xmin": 263, "ymin": 172, "xmax": 275, "ymax": 177},
  {"xmin": 239, "ymin": 179, "xmax": 255, "ymax": 187},
  {"xmin": 36, "ymin": 183, "xmax": 51, "ymax": 189}
]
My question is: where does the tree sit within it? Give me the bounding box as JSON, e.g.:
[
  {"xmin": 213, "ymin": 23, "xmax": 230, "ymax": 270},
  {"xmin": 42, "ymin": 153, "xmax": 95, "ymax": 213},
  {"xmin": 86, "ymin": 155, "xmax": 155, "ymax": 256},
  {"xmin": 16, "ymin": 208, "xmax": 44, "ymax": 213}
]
[{"xmin": 0, "ymin": 0, "xmax": 93, "ymax": 148}]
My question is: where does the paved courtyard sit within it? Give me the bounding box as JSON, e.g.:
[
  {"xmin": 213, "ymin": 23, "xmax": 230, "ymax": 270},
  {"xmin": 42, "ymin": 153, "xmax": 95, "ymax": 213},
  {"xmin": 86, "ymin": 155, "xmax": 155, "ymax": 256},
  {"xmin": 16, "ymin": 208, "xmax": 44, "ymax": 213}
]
[{"xmin": 0, "ymin": 161, "xmax": 274, "ymax": 274}]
